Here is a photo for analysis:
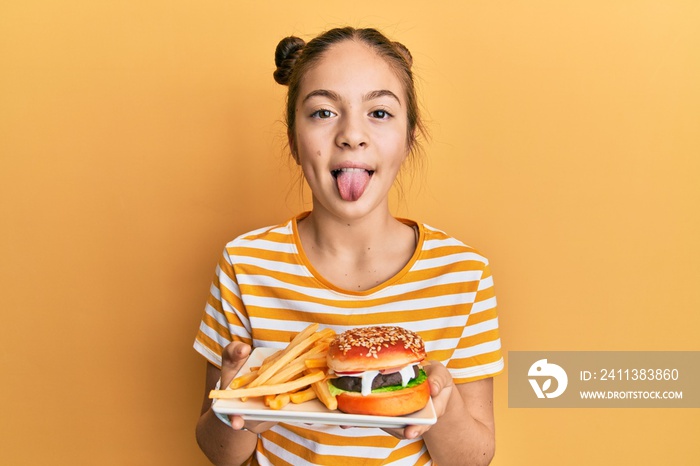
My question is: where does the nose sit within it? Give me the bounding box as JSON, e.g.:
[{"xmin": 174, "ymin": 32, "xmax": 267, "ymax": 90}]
[{"xmin": 335, "ymin": 112, "xmax": 367, "ymax": 149}]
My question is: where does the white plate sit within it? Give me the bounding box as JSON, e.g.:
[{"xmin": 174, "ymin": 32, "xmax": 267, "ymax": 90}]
[{"xmin": 212, "ymin": 347, "xmax": 437, "ymax": 428}]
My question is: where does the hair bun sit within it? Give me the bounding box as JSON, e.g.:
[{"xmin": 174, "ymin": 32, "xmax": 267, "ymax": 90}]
[
  {"xmin": 274, "ymin": 36, "xmax": 306, "ymax": 85},
  {"xmin": 392, "ymin": 41, "xmax": 413, "ymax": 68}
]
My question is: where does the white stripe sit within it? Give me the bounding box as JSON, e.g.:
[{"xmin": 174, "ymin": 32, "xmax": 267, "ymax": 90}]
[
  {"xmin": 422, "ymin": 236, "xmax": 466, "ymax": 250},
  {"xmin": 204, "ymin": 299, "xmax": 251, "ymax": 342},
  {"xmin": 208, "ymin": 294, "xmax": 251, "ymax": 336},
  {"xmin": 236, "ymin": 270, "xmax": 483, "ymax": 302},
  {"xmin": 412, "ymin": 252, "xmax": 488, "ymax": 271},
  {"xmin": 258, "ymin": 436, "xmax": 315, "ymax": 466},
  {"xmin": 424, "ymin": 319, "xmax": 498, "ymax": 354},
  {"xmin": 197, "ymin": 321, "xmax": 231, "ymax": 352},
  {"xmin": 462, "ymin": 317, "xmax": 499, "ymax": 337},
  {"xmin": 372, "ymin": 270, "xmax": 483, "ymax": 298},
  {"xmin": 266, "ymin": 425, "xmax": 394, "ymax": 460},
  {"xmin": 230, "ymin": 255, "xmax": 309, "ymax": 276},
  {"xmin": 237, "ymin": 274, "xmax": 336, "ymax": 300},
  {"xmin": 384, "ymin": 440, "xmax": 431, "ymax": 465},
  {"xmin": 269, "ymin": 223, "xmax": 293, "ymax": 235},
  {"xmin": 251, "ymin": 313, "xmax": 469, "ymax": 341},
  {"xmin": 242, "ymin": 292, "xmax": 477, "ymax": 316},
  {"xmin": 452, "ymin": 339, "xmax": 502, "ymax": 359},
  {"xmin": 209, "ymin": 282, "xmax": 221, "ymax": 301},
  {"xmin": 230, "ymin": 224, "xmax": 282, "ymax": 242},
  {"xmin": 423, "ymin": 223, "xmax": 447, "ymax": 234},
  {"xmin": 193, "ymin": 340, "xmax": 223, "ymax": 367},
  {"xmin": 217, "ymin": 266, "xmax": 242, "ymax": 300},
  {"xmin": 424, "ymin": 337, "xmax": 462, "ymax": 353},
  {"xmin": 471, "ymin": 296, "xmax": 497, "ymax": 314},
  {"xmin": 234, "ymin": 238, "xmax": 298, "ymax": 253},
  {"xmin": 451, "ymin": 357, "xmax": 504, "ymax": 380},
  {"xmin": 477, "ymin": 274, "xmax": 494, "ymax": 291}
]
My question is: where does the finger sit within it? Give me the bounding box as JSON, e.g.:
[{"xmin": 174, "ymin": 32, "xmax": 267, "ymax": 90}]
[
  {"xmin": 381, "ymin": 427, "xmax": 406, "ymax": 440},
  {"xmin": 424, "ymin": 361, "xmax": 453, "ymax": 396},
  {"xmin": 229, "ymin": 415, "xmax": 246, "ymax": 431},
  {"xmin": 222, "ymin": 341, "xmax": 252, "ymax": 366},
  {"xmin": 403, "ymin": 425, "xmax": 429, "ymax": 440},
  {"xmin": 242, "ymin": 420, "xmax": 277, "ymax": 434},
  {"xmin": 430, "ymin": 378, "xmax": 442, "ymax": 397},
  {"xmin": 221, "ymin": 342, "xmax": 252, "ymax": 387}
]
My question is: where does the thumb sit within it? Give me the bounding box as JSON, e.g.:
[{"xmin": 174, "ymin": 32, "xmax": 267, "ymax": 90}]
[
  {"xmin": 220, "ymin": 341, "xmax": 252, "ymax": 387},
  {"xmin": 430, "ymin": 378, "xmax": 442, "ymax": 397},
  {"xmin": 424, "ymin": 361, "xmax": 453, "ymax": 397}
]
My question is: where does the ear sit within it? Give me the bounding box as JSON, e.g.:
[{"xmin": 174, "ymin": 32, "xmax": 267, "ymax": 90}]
[{"xmin": 288, "ymin": 130, "xmax": 300, "ymax": 164}]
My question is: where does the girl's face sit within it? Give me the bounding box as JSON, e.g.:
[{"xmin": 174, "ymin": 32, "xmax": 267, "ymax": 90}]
[{"xmin": 292, "ymin": 40, "xmax": 410, "ymax": 221}]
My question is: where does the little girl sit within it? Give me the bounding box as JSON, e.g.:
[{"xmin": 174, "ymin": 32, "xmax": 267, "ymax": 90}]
[{"xmin": 194, "ymin": 26, "xmax": 503, "ymax": 466}]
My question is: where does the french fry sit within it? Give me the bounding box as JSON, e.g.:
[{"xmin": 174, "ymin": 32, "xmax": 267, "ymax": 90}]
[
  {"xmin": 260, "ymin": 350, "xmax": 282, "ymax": 368},
  {"xmin": 252, "ymin": 324, "xmax": 319, "ymax": 377},
  {"xmin": 307, "ymin": 371, "xmax": 337, "ymax": 411},
  {"xmin": 290, "ymin": 387, "xmax": 318, "ymax": 404},
  {"xmin": 210, "ymin": 325, "xmax": 338, "ymax": 412},
  {"xmin": 247, "ymin": 330, "xmax": 329, "ymax": 388},
  {"xmin": 266, "ymin": 343, "xmax": 330, "ymax": 384},
  {"xmin": 210, "ymin": 370, "xmax": 326, "ymax": 399},
  {"xmin": 268, "ymin": 393, "xmax": 291, "ymax": 410},
  {"xmin": 267, "ymin": 360, "xmax": 308, "ymax": 385},
  {"xmin": 229, "ymin": 370, "xmax": 258, "ymax": 389},
  {"xmin": 304, "ymin": 357, "xmax": 327, "ymax": 369}
]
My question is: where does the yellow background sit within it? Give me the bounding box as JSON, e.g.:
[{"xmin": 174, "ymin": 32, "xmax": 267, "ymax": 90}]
[{"xmin": 1, "ymin": 1, "xmax": 698, "ymax": 464}]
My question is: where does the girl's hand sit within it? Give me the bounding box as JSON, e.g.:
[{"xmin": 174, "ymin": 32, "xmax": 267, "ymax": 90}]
[
  {"xmin": 219, "ymin": 341, "xmax": 277, "ymax": 434},
  {"xmin": 381, "ymin": 360, "xmax": 455, "ymax": 440}
]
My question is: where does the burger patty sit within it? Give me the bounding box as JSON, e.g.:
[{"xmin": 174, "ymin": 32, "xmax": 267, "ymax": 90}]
[{"xmin": 331, "ymin": 366, "xmax": 420, "ymax": 392}]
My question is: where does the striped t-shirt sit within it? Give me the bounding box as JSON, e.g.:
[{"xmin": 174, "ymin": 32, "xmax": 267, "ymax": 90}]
[{"xmin": 194, "ymin": 213, "xmax": 503, "ymax": 466}]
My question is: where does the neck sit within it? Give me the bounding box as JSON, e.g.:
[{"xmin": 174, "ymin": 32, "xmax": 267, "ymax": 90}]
[
  {"xmin": 296, "ymin": 202, "xmax": 417, "ymax": 292},
  {"xmin": 300, "ymin": 204, "xmax": 399, "ymax": 255}
]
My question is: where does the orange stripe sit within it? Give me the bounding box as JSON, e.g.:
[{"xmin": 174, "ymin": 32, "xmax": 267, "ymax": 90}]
[
  {"xmin": 238, "ymin": 282, "xmax": 480, "ymax": 309},
  {"xmin": 384, "ymin": 439, "xmax": 427, "ymax": 464},
  {"xmin": 261, "ymin": 429, "xmax": 387, "ymax": 466}
]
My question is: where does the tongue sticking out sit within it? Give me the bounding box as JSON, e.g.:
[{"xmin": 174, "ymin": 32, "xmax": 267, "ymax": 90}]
[{"xmin": 335, "ymin": 168, "xmax": 371, "ymax": 202}]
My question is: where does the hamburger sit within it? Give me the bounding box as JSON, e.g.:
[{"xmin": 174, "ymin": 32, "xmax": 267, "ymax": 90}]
[{"xmin": 326, "ymin": 326, "xmax": 430, "ymax": 416}]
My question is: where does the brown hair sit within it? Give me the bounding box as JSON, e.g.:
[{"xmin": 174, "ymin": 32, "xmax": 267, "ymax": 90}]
[{"xmin": 274, "ymin": 27, "xmax": 426, "ymax": 162}]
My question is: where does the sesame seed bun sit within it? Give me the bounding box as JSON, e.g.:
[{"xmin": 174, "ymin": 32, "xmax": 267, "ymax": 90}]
[{"xmin": 326, "ymin": 326, "xmax": 426, "ymax": 373}]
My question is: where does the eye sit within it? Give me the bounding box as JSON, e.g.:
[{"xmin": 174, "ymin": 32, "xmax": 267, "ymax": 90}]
[
  {"xmin": 370, "ymin": 109, "xmax": 392, "ymax": 120},
  {"xmin": 311, "ymin": 109, "xmax": 336, "ymax": 119}
]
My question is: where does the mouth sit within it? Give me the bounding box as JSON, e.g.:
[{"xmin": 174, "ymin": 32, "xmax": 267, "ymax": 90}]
[
  {"xmin": 331, "ymin": 167, "xmax": 375, "ymax": 178},
  {"xmin": 331, "ymin": 167, "xmax": 374, "ymax": 202}
]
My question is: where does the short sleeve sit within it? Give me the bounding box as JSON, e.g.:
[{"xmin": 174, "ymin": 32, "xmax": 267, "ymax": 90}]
[
  {"xmin": 446, "ymin": 262, "xmax": 504, "ymax": 383},
  {"xmin": 193, "ymin": 247, "xmax": 253, "ymax": 368}
]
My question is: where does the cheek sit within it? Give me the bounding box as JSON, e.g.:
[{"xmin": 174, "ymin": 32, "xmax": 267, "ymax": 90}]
[
  {"xmin": 377, "ymin": 134, "xmax": 409, "ymax": 166},
  {"xmin": 296, "ymin": 128, "xmax": 330, "ymax": 163}
]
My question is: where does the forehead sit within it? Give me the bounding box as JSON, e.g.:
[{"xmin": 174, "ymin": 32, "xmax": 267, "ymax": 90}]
[{"xmin": 299, "ymin": 40, "xmax": 406, "ymax": 101}]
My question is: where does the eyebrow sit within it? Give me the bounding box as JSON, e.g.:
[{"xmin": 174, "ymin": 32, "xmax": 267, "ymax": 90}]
[
  {"xmin": 302, "ymin": 89, "xmax": 341, "ymax": 103},
  {"xmin": 363, "ymin": 90, "xmax": 401, "ymax": 105},
  {"xmin": 302, "ymin": 89, "xmax": 401, "ymax": 105}
]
